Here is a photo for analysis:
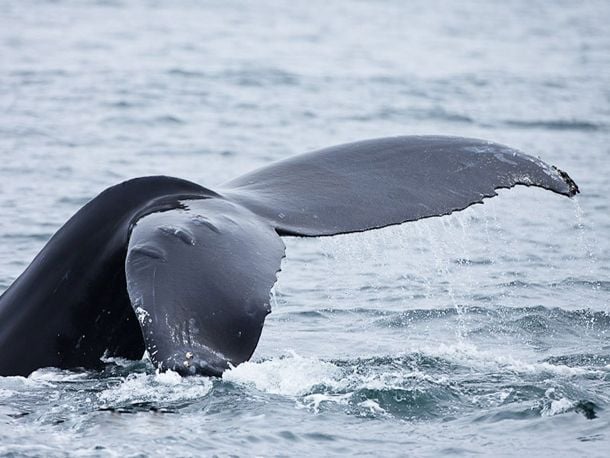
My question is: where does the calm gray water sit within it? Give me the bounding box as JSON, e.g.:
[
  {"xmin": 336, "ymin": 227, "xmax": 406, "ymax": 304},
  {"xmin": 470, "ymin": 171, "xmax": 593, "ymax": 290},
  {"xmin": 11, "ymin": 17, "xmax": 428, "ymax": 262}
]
[{"xmin": 1, "ymin": 0, "xmax": 609, "ymax": 456}]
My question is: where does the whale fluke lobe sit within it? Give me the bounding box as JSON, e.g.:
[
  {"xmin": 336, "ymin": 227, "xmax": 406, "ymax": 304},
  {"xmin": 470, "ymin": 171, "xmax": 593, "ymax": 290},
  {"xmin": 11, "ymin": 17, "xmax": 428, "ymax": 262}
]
[
  {"xmin": 0, "ymin": 136, "xmax": 579, "ymax": 377},
  {"xmin": 222, "ymin": 136, "xmax": 578, "ymax": 237},
  {"xmin": 126, "ymin": 199, "xmax": 285, "ymax": 376}
]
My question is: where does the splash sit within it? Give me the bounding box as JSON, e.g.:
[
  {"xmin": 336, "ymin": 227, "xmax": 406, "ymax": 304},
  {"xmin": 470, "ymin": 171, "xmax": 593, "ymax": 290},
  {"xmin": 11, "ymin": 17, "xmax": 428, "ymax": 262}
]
[
  {"xmin": 224, "ymin": 351, "xmax": 341, "ymax": 396},
  {"xmin": 97, "ymin": 371, "xmax": 212, "ymax": 405}
]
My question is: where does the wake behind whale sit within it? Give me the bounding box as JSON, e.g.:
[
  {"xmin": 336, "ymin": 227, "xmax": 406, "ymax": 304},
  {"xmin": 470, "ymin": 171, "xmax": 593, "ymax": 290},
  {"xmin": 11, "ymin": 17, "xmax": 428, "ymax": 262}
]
[{"xmin": 0, "ymin": 136, "xmax": 579, "ymax": 377}]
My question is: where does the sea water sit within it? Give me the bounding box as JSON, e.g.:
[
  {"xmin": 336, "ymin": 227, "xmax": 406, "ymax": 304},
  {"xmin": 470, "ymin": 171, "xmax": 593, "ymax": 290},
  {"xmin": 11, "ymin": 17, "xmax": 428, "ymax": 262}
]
[{"xmin": 0, "ymin": 0, "xmax": 609, "ymax": 456}]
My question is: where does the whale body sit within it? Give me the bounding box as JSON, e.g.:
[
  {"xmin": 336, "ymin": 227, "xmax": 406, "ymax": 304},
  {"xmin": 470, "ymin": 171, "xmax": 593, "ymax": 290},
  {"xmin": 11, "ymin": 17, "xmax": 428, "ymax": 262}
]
[{"xmin": 0, "ymin": 136, "xmax": 579, "ymax": 376}]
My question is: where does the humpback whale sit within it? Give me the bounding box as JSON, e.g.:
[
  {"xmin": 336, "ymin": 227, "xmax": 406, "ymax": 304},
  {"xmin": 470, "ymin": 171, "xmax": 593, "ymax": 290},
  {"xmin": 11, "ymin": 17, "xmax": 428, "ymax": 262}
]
[{"xmin": 0, "ymin": 136, "xmax": 579, "ymax": 377}]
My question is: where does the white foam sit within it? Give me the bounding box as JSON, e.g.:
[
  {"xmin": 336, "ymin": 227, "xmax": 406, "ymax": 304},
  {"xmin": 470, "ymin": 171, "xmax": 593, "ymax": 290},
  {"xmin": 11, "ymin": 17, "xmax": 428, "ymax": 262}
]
[
  {"xmin": 223, "ymin": 351, "xmax": 341, "ymax": 396},
  {"xmin": 426, "ymin": 342, "xmax": 600, "ymax": 377},
  {"xmin": 155, "ymin": 369, "xmax": 183, "ymax": 385},
  {"xmin": 98, "ymin": 371, "xmax": 212, "ymax": 404},
  {"xmin": 29, "ymin": 368, "xmax": 89, "ymax": 381},
  {"xmin": 0, "ymin": 388, "xmax": 16, "ymax": 399},
  {"xmin": 542, "ymin": 397, "xmax": 575, "ymax": 417},
  {"xmin": 134, "ymin": 306, "xmax": 151, "ymax": 324},
  {"xmin": 358, "ymin": 399, "xmax": 386, "ymax": 415},
  {"xmin": 471, "ymin": 388, "xmax": 513, "ymax": 408},
  {"xmin": 27, "ymin": 368, "xmax": 89, "ymax": 385},
  {"xmin": 359, "ymin": 368, "xmax": 449, "ymax": 392},
  {"xmin": 100, "ymin": 353, "xmax": 142, "ymax": 367},
  {"xmin": 301, "ymin": 393, "xmax": 351, "ymax": 412}
]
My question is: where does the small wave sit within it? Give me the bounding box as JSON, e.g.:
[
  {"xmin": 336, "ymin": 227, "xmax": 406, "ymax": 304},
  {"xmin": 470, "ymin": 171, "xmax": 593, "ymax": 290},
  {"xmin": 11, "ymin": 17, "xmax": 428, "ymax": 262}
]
[
  {"xmin": 541, "ymin": 397, "xmax": 575, "ymax": 417},
  {"xmin": 56, "ymin": 195, "xmax": 90, "ymax": 206},
  {"xmin": 373, "ymin": 306, "xmax": 478, "ymax": 328},
  {"xmin": 510, "ymin": 314, "xmax": 551, "ymax": 334},
  {"xmin": 219, "ymin": 68, "xmax": 299, "ymax": 87},
  {"xmin": 551, "ymin": 278, "xmax": 610, "ymax": 292},
  {"xmin": 226, "ymin": 348, "xmax": 597, "ymax": 420},
  {"xmin": 101, "ymin": 114, "xmax": 186, "ymax": 126},
  {"xmin": 543, "ymin": 353, "xmax": 610, "ymax": 368},
  {"xmin": 167, "ymin": 68, "xmax": 206, "ymax": 79},
  {"xmin": 28, "ymin": 368, "xmax": 90, "ymax": 383},
  {"xmin": 1, "ymin": 232, "xmax": 52, "ymax": 243},
  {"xmin": 341, "ymin": 106, "xmax": 474, "ymax": 124},
  {"xmin": 0, "ymin": 388, "xmax": 17, "ymax": 399},
  {"xmin": 504, "ymin": 119, "xmax": 603, "ymax": 132},
  {"xmin": 224, "ymin": 352, "xmax": 341, "ymax": 397},
  {"xmin": 97, "ymin": 371, "xmax": 213, "ymax": 407},
  {"xmin": 222, "ymin": 351, "xmax": 479, "ymax": 419},
  {"xmin": 452, "ymin": 257, "xmax": 494, "ymax": 266},
  {"xmin": 427, "ymin": 342, "xmax": 602, "ymax": 377},
  {"xmin": 153, "ymin": 115, "xmax": 185, "ymax": 125},
  {"xmin": 419, "ymin": 107, "xmax": 474, "ymax": 124},
  {"xmin": 301, "ymin": 393, "xmax": 351, "ymax": 413},
  {"xmin": 539, "ymin": 388, "xmax": 598, "ymax": 419},
  {"xmin": 357, "ymin": 399, "xmax": 387, "ymax": 416}
]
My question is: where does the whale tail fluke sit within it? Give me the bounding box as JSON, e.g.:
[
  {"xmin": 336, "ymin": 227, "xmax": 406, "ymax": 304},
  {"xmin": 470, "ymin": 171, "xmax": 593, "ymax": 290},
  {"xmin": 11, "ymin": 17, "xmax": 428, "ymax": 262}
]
[{"xmin": 0, "ymin": 135, "xmax": 580, "ymax": 377}]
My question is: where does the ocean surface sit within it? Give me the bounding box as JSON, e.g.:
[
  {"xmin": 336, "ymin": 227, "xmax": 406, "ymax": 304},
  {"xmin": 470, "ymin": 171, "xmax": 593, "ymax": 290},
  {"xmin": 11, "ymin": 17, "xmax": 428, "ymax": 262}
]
[{"xmin": 1, "ymin": 0, "xmax": 609, "ymax": 456}]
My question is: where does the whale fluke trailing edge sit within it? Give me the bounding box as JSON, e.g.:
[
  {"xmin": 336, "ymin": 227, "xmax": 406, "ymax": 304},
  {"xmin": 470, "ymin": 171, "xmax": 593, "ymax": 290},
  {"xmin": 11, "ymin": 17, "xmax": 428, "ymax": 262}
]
[{"xmin": 0, "ymin": 136, "xmax": 579, "ymax": 376}]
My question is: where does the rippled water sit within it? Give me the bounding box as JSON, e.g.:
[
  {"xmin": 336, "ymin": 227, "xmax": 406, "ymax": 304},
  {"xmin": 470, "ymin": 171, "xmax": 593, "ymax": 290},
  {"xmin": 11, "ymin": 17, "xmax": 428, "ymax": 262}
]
[{"xmin": 1, "ymin": 0, "xmax": 609, "ymax": 456}]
